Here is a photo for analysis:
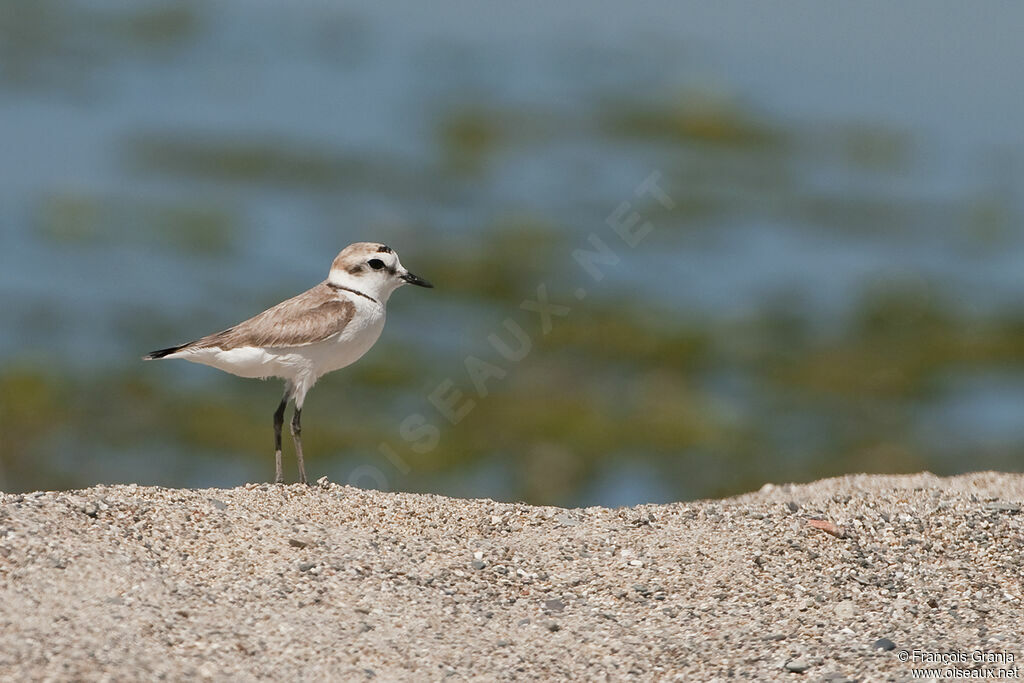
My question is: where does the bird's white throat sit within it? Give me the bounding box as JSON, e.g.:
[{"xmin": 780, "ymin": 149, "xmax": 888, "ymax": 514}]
[{"xmin": 327, "ymin": 263, "xmax": 407, "ymax": 304}]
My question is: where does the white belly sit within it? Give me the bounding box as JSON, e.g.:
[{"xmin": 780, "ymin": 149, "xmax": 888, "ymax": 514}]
[{"xmin": 177, "ymin": 303, "xmax": 386, "ymax": 385}]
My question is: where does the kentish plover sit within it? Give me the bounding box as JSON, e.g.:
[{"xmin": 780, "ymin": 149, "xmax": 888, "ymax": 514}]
[{"xmin": 145, "ymin": 242, "xmax": 433, "ymax": 484}]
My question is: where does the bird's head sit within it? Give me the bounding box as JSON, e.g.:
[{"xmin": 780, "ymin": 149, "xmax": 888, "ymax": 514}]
[{"xmin": 328, "ymin": 242, "xmax": 433, "ymax": 302}]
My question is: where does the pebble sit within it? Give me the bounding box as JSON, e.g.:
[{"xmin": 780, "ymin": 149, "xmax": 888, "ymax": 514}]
[
  {"xmin": 554, "ymin": 512, "xmax": 580, "ymax": 526},
  {"xmin": 872, "ymin": 638, "xmax": 896, "ymax": 651},
  {"xmin": 984, "ymin": 502, "xmax": 1020, "ymax": 514},
  {"xmin": 832, "ymin": 601, "xmax": 857, "ymax": 620},
  {"xmin": 784, "ymin": 659, "xmax": 810, "ymax": 673}
]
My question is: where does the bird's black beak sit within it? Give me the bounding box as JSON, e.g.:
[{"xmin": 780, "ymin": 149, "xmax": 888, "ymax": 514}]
[{"xmin": 401, "ymin": 271, "xmax": 433, "ymax": 288}]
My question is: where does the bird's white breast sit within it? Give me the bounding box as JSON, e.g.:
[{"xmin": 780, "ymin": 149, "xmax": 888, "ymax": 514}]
[{"xmin": 307, "ymin": 296, "xmax": 386, "ymax": 376}]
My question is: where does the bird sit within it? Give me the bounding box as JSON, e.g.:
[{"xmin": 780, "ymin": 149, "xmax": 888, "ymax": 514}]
[{"xmin": 144, "ymin": 242, "xmax": 433, "ymax": 484}]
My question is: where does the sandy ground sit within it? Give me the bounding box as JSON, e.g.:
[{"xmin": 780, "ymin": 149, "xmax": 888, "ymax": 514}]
[{"xmin": 1, "ymin": 472, "xmax": 1022, "ymax": 682}]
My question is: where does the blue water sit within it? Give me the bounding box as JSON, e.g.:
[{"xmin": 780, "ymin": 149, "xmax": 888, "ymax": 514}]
[{"xmin": 1, "ymin": 1, "xmax": 1023, "ymax": 501}]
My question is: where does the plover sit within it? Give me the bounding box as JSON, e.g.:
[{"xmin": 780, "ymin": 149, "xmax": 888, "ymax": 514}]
[{"xmin": 145, "ymin": 242, "xmax": 433, "ymax": 484}]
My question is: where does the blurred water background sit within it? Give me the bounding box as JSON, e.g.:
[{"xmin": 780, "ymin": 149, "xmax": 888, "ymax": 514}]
[{"xmin": 1, "ymin": 1, "xmax": 1023, "ymax": 505}]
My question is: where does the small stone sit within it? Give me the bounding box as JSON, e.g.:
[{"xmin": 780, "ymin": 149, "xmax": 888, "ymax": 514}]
[
  {"xmin": 546, "ymin": 620, "xmax": 560, "ymax": 632},
  {"xmin": 473, "ymin": 551, "xmax": 484, "ymax": 560},
  {"xmin": 471, "ymin": 560, "xmax": 486, "ymax": 570},
  {"xmin": 81, "ymin": 502, "xmax": 99, "ymax": 518},
  {"xmin": 784, "ymin": 659, "xmax": 809, "ymax": 673},
  {"xmin": 554, "ymin": 512, "xmax": 580, "ymax": 526},
  {"xmin": 288, "ymin": 539, "xmax": 310, "ymax": 548},
  {"xmin": 630, "ymin": 514, "xmax": 653, "ymax": 527},
  {"xmin": 818, "ymin": 673, "xmax": 854, "ymax": 682},
  {"xmin": 628, "ymin": 560, "xmax": 644, "ymax": 567},
  {"xmin": 787, "ymin": 501, "xmax": 800, "ymax": 513},
  {"xmin": 832, "ymin": 600, "xmax": 857, "ymax": 620},
  {"xmin": 872, "ymin": 637, "xmax": 896, "ymax": 651},
  {"xmin": 206, "ymin": 498, "xmax": 228, "ymax": 510},
  {"xmin": 298, "ymin": 562, "xmax": 316, "ymax": 572},
  {"xmin": 807, "ymin": 519, "xmax": 845, "ymax": 538},
  {"xmin": 544, "ymin": 599, "xmax": 565, "ymax": 612}
]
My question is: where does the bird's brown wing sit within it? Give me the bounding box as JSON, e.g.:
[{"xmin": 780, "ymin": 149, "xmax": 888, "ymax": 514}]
[{"xmin": 189, "ymin": 283, "xmax": 356, "ymax": 351}]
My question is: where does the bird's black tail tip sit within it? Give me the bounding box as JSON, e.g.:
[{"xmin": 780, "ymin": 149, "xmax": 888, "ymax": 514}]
[{"xmin": 143, "ymin": 345, "xmax": 185, "ymax": 360}]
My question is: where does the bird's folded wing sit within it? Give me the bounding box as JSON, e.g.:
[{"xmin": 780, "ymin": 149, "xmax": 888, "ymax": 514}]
[{"xmin": 189, "ymin": 284, "xmax": 357, "ymax": 351}]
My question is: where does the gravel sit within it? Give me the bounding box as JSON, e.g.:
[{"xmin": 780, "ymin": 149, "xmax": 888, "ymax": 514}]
[{"xmin": 1, "ymin": 472, "xmax": 1022, "ymax": 680}]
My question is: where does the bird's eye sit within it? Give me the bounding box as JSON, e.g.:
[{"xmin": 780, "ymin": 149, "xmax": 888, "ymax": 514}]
[{"xmin": 368, "ymin": 259, "xmax": 385, "ymax": 270}]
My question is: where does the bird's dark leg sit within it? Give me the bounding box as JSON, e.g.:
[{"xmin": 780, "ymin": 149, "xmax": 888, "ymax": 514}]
[
  {"xmin": 291, "ymin": 408, "xmax": 307, "ymax": 485},
  {"xmin": 273, "ymin": 392, "xmax": 289, "ymax": 484}
]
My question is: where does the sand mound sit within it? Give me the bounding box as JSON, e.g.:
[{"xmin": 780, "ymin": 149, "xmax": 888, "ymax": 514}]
[{"xmin": 1, "ymin": 472, "xmax": 1022, "ymax": 680}]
